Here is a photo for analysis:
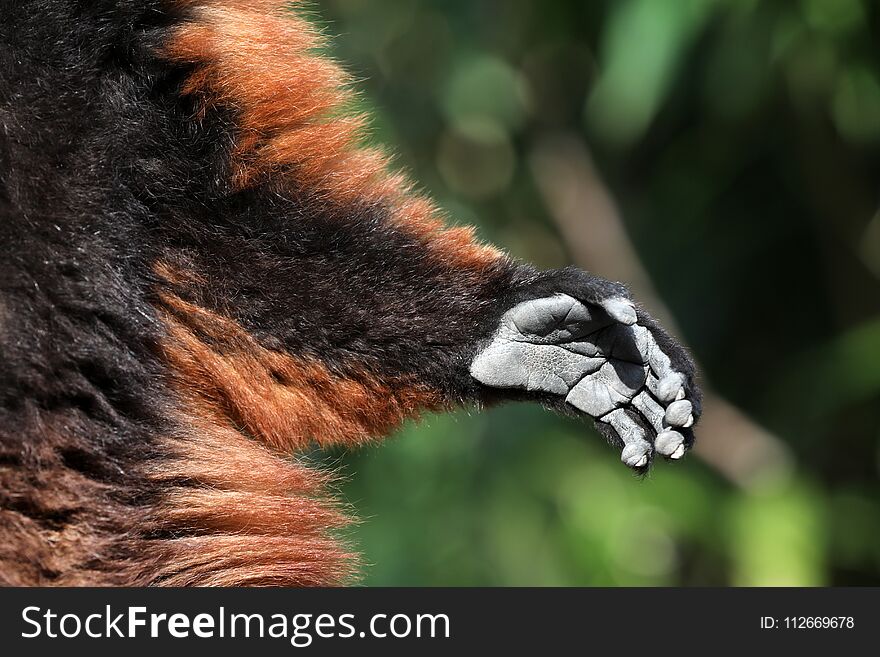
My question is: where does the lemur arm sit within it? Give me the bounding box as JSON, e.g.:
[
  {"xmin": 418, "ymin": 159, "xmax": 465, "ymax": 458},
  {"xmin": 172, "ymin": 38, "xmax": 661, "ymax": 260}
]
[
  {"xmin": 151, "ymin": 1, "xmax": 701, "ymax": 473},
  {"xmin": 156, "ymin": 221, "xmax": 699, "ymax": 473}
]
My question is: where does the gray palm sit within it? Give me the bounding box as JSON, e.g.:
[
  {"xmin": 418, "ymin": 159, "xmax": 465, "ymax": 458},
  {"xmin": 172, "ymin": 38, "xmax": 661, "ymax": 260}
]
[{"xmin": 470, "ymin": 294, "xmax": 695, "ymax": 469}]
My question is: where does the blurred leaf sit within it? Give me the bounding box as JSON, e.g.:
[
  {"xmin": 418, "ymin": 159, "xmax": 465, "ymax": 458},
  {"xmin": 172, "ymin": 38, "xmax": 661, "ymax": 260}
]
[
  {"xmin": 319, "ymin": 0, "xmax": 880, "ymax": 587},
  {"xmin": 437, "ymin": 118, "xmax": 516, "ymax": 199},
  {"xmin": 829, "ymin": 488, "xmax": 880, "ymax": 571},
  {"xmin": 702, "ymin": 15, "xmax": 770, "ymax": 120},
  {"xmin": 773, "ymin": 316, "xmax": 880, "ymax": 423},
  {"xmin": 859, "ymin": 211, "xmax": 880, "ymax": 280},
  {"xmin": 727, "ymin": 482, "xmax": 827, "ymax": 586},
  {"xmin": 832, "ymin": 65, "xmax": 880, "ymax": 144},
  {"xmin": 801, "ymin": 0, "xmax": 864, "ymax": 37},
  {"xmin": 585, "ymin": 0, "xmax": 717, "ymax": 148},
  {"xmin": 442, "ymin": 53, "xmax": 530, "ymax": 129}
]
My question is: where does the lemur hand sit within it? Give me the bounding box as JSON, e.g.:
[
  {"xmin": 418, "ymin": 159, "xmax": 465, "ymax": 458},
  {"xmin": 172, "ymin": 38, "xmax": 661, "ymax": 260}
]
[{"xmin": 470, "ymin": 268, "xmax": 700, "ymax": 472}]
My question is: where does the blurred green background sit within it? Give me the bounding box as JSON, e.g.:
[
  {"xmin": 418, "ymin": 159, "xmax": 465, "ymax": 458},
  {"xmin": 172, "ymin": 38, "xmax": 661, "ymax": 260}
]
[{"xmin": 313, "ymin": 0, "xmax": 880, "ymax": 585}]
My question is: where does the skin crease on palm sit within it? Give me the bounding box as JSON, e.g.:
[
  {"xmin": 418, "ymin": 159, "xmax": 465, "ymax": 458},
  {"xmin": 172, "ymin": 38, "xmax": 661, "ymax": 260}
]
[{"xmin": 470, "ymin": 293, "xmax": 696, "ymax": 471}]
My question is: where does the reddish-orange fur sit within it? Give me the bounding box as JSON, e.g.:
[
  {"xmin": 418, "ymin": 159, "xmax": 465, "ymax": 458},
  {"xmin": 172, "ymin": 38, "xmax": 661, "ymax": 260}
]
[
  {"xmin": 141, "ymin": 410, "xmax": 357, "ymax": 586},
  {"xmin": 0, "ymin": 347, "xmax": 359, "ymax": 586},
  {"xmin": 154, "ymin": 286, "xmax": 444, "ymax": 452},
  {"xmin": 139, "ymin": 265, "xmax": 447, "ymax": 585},
  {"xmin": 164, "ymin": 0, "xmax": 503, "ymax": 269}
]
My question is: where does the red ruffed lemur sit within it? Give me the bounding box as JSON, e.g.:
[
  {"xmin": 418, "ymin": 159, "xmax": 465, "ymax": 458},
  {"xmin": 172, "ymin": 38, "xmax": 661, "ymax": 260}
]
[{"xmin": 0, "ymin": 0, "xmax": 701, "ymax": 586}]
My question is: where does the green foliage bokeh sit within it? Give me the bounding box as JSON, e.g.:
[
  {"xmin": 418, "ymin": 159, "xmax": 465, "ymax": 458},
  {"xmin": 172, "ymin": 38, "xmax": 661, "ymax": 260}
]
[{"xmin": 313, "ymin": 0, "xmax": 880, "ymax": 586}]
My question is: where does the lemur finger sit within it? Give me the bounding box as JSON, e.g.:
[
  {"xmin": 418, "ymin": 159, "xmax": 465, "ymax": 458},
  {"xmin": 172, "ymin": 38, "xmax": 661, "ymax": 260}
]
[
  {"xmin": 637, "ymin": 311, "xmax": 701, "ymax": 415},
  {"xmin": 632, "ymin": 390, "xmax": 688, "ymax": 458},
  {"xmin": 631, "ymin": 390, "xmax": 665, "ymax": 433},
  {"xmin": 632, "ymin": 324, "xmax": 673, "ymax": 378},
  {"xmin": 633, "ymin": 325, "xmax": 688, "ymax": 402},
  {"xmin": 647, "ymin": 371, "xmax": 686, "ymax": 403},
  {"xmin": 600, "ymin": 297, "xmax": 637, "ymax": 326},
  {"xmin": 655, "ymin": 430, "xmax": 687, "ymax": 459},
  {"xmin": 664, "ymin": 399, "xmax": 694, "ymax": 428},
  {"xmin": 600, "ymin": 409, "xmax": 652, "ymax": 469}
]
